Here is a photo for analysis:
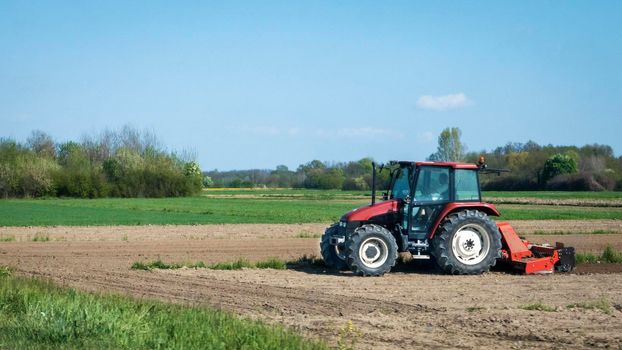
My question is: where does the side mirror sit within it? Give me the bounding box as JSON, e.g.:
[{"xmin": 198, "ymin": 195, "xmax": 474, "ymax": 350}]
[{"xmin": 382, "ymin": 192, "xmax": 388, "ymax": 201}]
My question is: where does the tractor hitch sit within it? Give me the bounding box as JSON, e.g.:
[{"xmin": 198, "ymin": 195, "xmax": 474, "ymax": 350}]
[{"xmin": 329, "ymin": 236, "xmax": 346, "ymax": 246}]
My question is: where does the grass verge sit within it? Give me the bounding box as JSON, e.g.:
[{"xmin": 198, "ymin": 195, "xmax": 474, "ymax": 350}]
[
  {"xmin": 32, "ymin": 233, "xmax": 50, "ymax": 242},
  {"xmin": 0, "ymin": 271, "xmax": 327, "ymax": 349},
  {"xmin": 296, "ymin": 231, "xmax": 322, "ymax": 239},
  {"xmin": 132, "ymin": 258, "xmax": 288, "ymax": 271},
  {"xmin": 520, "ymin": 302, "xmax": 557, "ymax": 312},
  {"xmin": 567, "ymin": 297, "xmax": 613, "ymax": 314},
  {"xmin": 576, "ymin": 246, "xmax": 622, "ymax": 264},
  {"xmin": 0, "ymin": 235, "xmax": 16, "ymax": 242},
  {"xmin": 0, "ymin": 266, "xmax": 13, "ymax": 277},
  {"xmin": 255, "ymin": 258, "xmax": 288, "ymax": 270}
]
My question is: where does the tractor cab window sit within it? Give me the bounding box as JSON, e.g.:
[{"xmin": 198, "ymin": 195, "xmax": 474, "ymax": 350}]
[
  {"xmin": 454, "ymin": 169, "xmax": 480, "ymax": 201},
  {"xmin": 413, "ymin": 167, "xmax": 450, "ymax": 202},
  {"xmin": 407, "ymin": 166, "xmax": 450, "ymax": 239},
  {"xmin": 390, "ymin": 167, "xmax": 411, "ymax": 200}
]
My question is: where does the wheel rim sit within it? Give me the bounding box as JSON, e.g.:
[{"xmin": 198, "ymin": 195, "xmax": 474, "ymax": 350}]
[
  {"xmin": 451, "ymin": 224, "xmax": 490, "ymax": 266},
  {"xmin": 358, "ymin": 237, "xmax": 389, "ymax": 269}
]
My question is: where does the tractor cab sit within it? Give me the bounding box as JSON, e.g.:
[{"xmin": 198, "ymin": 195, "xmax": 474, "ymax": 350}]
[{"xmin": 385, "ymin": 161, "xmax": 483, "ymax": 241}]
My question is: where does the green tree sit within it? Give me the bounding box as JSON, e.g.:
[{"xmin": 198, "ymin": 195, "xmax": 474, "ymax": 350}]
[
  {"xmin": 299, "ymin": 160, "xmax": 326, "ymax": 188},
  {"xmin": 270, "ymin": 165, "xmax": 294, "ymax": 187},
  {"xmin": 55, "ymin": 142, "xmax": 103, "ymax": 198},
  {"xmin": 317, "ymin": 168, "xmax": 345, "ymax": 189},
  {"xmin": 428, "ymin": 127, "xmax": 466, "ymax": 162},
  {"xmin": 542, "ymin": 154, "xmax": 578, "ymax": 183},
  {"xmin": 15, "ymin": 155, "xmax": 58, "ymax": 197},
  {"xmin": 183, "ymin": 161, "xmax": 204, "ymax": 193}
]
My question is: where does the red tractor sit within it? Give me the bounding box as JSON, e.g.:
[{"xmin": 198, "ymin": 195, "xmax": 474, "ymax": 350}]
[{"xmin": 321, "ymin": 160, "xmax": 575, "ymax": 276}]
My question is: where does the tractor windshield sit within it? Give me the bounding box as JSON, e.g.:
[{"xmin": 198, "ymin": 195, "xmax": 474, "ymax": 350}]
[{"xmin": 390, "ymin": 166, "xmax": 411, "ymax": 200}]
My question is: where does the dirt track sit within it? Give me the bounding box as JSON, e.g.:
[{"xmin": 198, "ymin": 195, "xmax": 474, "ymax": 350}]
[{"xmin": 1, "ymin": 222, "xmax": 622, "ymax": 349}]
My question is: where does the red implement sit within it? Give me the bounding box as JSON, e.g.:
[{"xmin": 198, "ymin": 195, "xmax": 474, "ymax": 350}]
[{"xmin": 496, "ymin": 222, "xmax": 574, "ymax": 274}]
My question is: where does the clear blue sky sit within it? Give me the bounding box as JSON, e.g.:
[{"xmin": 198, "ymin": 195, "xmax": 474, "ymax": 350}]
[{"xmin": 1, "ymin": 1, "xmax": 621, "ymax": 170}]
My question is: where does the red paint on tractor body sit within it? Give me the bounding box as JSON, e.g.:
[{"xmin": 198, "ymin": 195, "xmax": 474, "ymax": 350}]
[
  {"xmin": 343, "ymin": 200, "xmax": 399, "ymax": 221},
  {"xmin": 497, "ymin": 222, "xmax": 533, "ymax": 260},
  {"xmin": 497, "ymin": 222, "xmax": 561, "ymax": 274}
]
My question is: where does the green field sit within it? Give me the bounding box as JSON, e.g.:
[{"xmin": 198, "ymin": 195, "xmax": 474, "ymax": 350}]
[
  {"xmin": 0, "ymin": 190, "xmax": 620, "ymax": 226},
  {"xmin": 204, "ymin": 188, "xmax": 622, "ymax": 200},
  {"xmin": 0, "ymin": 197, "xmax": 361, "ymax": 226},
  {"xmin": 0, "ymin": 271, "xmax": 326, "ymax": 350}
]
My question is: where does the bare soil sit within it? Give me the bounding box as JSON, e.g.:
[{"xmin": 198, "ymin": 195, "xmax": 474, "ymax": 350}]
[
  {"xmin": 487, "ymin": 197, "xmax": 622, "ymax": 207},
  {"xmin": 1, "ymin": 222, "xmax": 622, "ymax": 349}
]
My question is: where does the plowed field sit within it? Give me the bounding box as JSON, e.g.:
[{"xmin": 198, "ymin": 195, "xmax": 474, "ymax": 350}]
[{"xmin": 1, "ymin": 221, "xmax": 622, "ymax": 349}]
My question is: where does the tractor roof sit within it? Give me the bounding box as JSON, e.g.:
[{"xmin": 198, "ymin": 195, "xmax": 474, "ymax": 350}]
[{"xmin": 390, "ymin": 161, "xmax": 479, "ymax": 170}]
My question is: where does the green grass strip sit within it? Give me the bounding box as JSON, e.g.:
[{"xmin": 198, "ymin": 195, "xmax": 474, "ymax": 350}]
[
  {"xmin": 0, "ymin": 272, "xmax": 327, "ymax": 350},
  {"xmin": 254, "ymin": 258, "xmax": 287, "ymax": 270},
  {"xmin": 209, "ymin": 258, "xmax": 255, "ymax": 270},
  {"xmin": 131, "ymin": 258, "xmax": 288, "ymax": 271},
  {"xmin": 567, "ymin": 297, "xmax": 613, "ymax": 314},
  {"xmin": 0, "ymin": 266, "xmax": 12, "ymax": 278},
  {"xmin": 31, "ymin": 233, "xmax": 50, "ymax": 242},
  {"xmin": 576, "ymin": 245, "xmax": 622, "ymax": 264},
  {"xmin": 519, "ymin": 302, "xmax": 557, "ymax": 312}
]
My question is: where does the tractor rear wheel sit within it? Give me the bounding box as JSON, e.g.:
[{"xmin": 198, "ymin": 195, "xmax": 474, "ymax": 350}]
[
  {"xmin": 345, "ymin": 224, "xmax": 398, "ymax": 276},
  {"xmin": 320, "ymin": 223, "xmax": 348, "ymax": 270},
  {"xmin": 431, "ymin": 210, "xmax": 501, "ymax": 275}
]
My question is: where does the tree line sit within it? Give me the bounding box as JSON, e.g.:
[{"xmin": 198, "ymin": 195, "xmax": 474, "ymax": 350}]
[
  {"xmin": 469, "ymin": 141, "xmax": 621, "ymax": 191},
  {"xmin": 429, "ymin": 127, "xmax": 622, "ymax": 191},
  {"xmin": 0, "ymin": 127, "xmax": 203, "ymax": 198},
  {"xmin": 205, "ymin": 158, "xmax": 390, "ymax": 191},
  {"xmin": 207, "ymin": 127, "xmax": 622, "ymax": 191},
  {"xmin": 3, "ymin": 126, "xmax": 620, "ymax": 198}
]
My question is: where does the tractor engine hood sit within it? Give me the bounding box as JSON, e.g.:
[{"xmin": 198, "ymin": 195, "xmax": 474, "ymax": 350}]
[{"xmin": 341, "ymin": 200, "xmax": 400, "ymax": 222}]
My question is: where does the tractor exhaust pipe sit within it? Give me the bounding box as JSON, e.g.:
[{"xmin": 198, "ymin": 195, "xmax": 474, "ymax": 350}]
[{"xmin": 371, "ymin": 162, "xmax": 376, "ymax": 205}]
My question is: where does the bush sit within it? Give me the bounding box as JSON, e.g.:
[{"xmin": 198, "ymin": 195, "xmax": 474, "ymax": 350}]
[
  {"xmin": 15, "ymin": 156, "xmax": 58, "ymax": 197},
  {"xmin": 342, "ymin": 177, "xmax": 369, "ymax": 191},
  {"xmin": 54, "ymin": 168, "xmax": 109, "ymax": 198},
  {"xmin": 481, "ymin": 175, "xmax": 539, "ymax": 191},
  {"xmin": 546, "ymin": 173, "xmax": 616, "ymax": 191},
  {"xmin": 0, "ymin": 128, "xmax": 204, "ymax": 198},
  {"xmin": 317, "ymin": 169, "xmax": 345, "ymax": 190}
]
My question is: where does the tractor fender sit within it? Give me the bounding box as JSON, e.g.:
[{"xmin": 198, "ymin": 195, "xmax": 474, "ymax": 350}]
[{"xmin": 428, "ymin": 203, "xmax": 500, "ymax": 239}]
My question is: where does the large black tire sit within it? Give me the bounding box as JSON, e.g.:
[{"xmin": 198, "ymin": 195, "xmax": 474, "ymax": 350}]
[
  {"xmin": 345, "ymin": 224, "xmax": 398, "ymax": 276},
  {"xmin": 320, "ymin": 223, "xmax": 348, "ymax": 270},
  {"xmin": 431, "ymin": 210, "xmax": 502, "ymax": 275}
]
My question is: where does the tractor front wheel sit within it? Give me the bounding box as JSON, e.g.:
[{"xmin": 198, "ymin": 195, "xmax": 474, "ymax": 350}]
[
  {"xmin": 431, "ymin": 210, "xmax": 502, "ymax": 275},
  {"xmin": 345, "ymin": 224, "xmax": 398, "ymax": 276}
]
